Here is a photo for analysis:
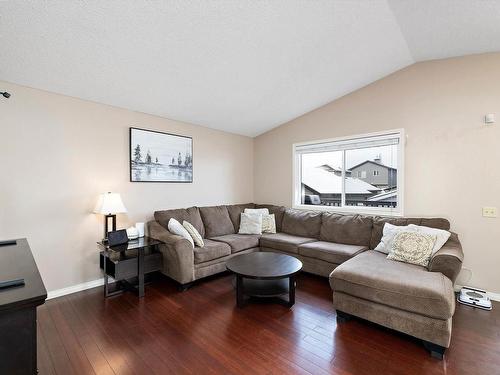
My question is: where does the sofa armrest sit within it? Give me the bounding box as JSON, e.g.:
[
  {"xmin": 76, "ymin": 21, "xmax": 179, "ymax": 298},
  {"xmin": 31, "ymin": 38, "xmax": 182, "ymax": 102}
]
[
  {"xmin": 428, "ymin": 232, "xmax": 464, "ymax": 284},
  {"xmin": 147, "ymin": 220, "xmax": 195, "ymax": 284}
]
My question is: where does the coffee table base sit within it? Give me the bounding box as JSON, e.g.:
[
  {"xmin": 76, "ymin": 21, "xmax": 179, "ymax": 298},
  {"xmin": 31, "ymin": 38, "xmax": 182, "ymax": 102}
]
[{"xmin": 235, "ymin": 275, "xmax": 296, "ymax": 308}]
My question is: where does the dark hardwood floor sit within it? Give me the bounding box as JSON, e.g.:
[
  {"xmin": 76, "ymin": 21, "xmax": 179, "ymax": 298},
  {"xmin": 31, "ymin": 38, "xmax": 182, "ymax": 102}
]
[{"xmin": 38, "ymin": 273, "xmax": 500, "ymax": 375}]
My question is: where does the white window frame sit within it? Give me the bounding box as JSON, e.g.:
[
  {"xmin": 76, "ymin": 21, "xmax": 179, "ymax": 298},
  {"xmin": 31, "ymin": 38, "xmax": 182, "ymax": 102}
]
[{"xmin": 292, "ymin": 129, "xmax": 405, "ymax": 217}]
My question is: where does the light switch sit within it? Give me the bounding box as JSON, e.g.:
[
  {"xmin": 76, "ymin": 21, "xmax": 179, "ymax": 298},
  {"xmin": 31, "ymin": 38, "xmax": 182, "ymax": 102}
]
[
  {"xmin": 485, "ymin": 114, "xmax": 495, "ymax": 124},
  {"xmin": 482, "ymin": 207, "xmax": 498, "ymax": 218}
]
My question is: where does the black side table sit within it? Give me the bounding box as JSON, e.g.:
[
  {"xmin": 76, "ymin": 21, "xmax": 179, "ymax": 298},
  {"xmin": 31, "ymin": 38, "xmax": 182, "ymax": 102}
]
[{"xmin": 98, "ymin": 237, "xmax": 163, "ymax": 298}]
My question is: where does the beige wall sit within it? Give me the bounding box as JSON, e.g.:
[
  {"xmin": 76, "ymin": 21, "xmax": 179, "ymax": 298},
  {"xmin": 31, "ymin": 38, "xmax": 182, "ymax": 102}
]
[
  {"xmin": 0, "ymin": 81, "xmax": 254, "ymax": 293},
  {"xmin": 254, "ymin": 53, "xmax": 500, "ymax": 294},
  {"xmin": 2, "ymin": 53, "xmax": 499, "ymax": 295}
]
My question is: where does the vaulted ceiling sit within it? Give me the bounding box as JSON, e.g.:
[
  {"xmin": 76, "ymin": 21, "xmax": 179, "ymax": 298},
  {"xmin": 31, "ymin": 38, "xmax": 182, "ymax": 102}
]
[{"xmin": 1, "ymin": 1, "xmax": 500, "ymax": 137}]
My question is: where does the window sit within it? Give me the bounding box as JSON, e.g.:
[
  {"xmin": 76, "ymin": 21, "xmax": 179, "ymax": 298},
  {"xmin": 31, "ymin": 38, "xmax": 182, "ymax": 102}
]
[{"xmin": 293, "ymin": 129, "xmax": 404, "ymax": 216}]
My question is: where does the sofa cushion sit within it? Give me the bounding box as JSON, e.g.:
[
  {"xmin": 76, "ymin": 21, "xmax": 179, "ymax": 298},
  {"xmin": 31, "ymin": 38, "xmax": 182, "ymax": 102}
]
[
  {"xmin": 320, "ymin": 213, "xmax": 372, "ymax": 246},
  {"xmin": 298, "ymin": 241, "xmax": 367, "ymax": 265},
  {"xmin": 260, "ymin": 232, "xmax": 316, "ymax": 254},
  {"xmin": 420, "ymin": 218, "xmax": 451, "ymax": 231},
  {"xmin": 330, "ymin": 250, "xmax": 455, "ymax": 320},
  {"xmin": 255, "ymin": 204, "xmax": 286, "ymax": 231},
  {"xmin": 370, "ymin": 217, "xmax": 450, "ymax": 250},
  {"xmin": 199, "ymin": 205, "xmax": 235, "ymax": 238},
  {"xmin": 155, "ymin": 206, "xmax": 205, "ymax": 238},
  {"xmin": 282, "ymin": 209, "xmax": 322, "ymax": 238},
  {"xmin": 210, "ymin": 234, "xmax": 260, "ymax": 253},
  {"xmin": 226, "ymin": 203, "xmax": 255, "ymax": 232},
  {"xmin": 193, "ymin": 239, "xmax": 231, "ymax": 264}
]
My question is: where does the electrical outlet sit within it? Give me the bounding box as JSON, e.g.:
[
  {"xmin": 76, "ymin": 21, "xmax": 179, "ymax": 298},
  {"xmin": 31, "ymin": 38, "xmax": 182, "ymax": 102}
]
[{"xmin": 482, "ymin": 207, "xmax": 498, "ymax": 218}]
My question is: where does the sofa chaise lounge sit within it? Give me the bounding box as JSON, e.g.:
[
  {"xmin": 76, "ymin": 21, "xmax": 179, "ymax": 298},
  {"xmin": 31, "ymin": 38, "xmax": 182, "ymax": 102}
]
[{"xmin": 148, "ymin": 203, "xmax": 463, "ymax": 358}]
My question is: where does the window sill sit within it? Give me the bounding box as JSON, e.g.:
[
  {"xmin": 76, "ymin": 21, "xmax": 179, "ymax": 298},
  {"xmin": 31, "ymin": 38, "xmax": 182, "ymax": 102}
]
[{"xmin": 292, "ymin": 204, "xmax": 403, "ymax": 218}]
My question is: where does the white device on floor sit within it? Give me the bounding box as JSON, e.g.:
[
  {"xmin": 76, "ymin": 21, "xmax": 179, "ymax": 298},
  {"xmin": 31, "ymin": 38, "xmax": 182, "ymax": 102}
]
[{"xmin": 457, "ymin": 286, "xmax": 492, "ymax": 310}]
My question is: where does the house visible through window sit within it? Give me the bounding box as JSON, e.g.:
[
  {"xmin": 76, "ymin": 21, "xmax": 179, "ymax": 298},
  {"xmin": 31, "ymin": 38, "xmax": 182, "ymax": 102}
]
[{"xmin": 293, "ymin": 130, "xmax": 404, "ymax": 216}]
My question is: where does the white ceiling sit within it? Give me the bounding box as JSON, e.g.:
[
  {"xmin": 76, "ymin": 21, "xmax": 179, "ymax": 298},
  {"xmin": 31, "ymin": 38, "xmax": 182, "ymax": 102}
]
[
  {"xmin": 1, "ymin": 1, "xmax": 499, "ymax": 137},
  {"xmin": 388, "ymin": 0, "xmax": 500, "ymax": 61}
]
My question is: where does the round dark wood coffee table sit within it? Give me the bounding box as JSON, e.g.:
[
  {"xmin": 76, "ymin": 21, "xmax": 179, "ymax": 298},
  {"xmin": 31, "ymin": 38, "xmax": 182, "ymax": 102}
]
[{"xmin": 226, "ymin": 252, "xmax": 303, "ymax": 308}]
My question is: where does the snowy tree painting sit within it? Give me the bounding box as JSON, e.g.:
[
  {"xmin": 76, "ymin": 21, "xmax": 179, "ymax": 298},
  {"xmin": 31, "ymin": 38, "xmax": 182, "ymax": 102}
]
[{"xmin": 130, "ymin": 127, "xmax": 193, "ymax": 182}]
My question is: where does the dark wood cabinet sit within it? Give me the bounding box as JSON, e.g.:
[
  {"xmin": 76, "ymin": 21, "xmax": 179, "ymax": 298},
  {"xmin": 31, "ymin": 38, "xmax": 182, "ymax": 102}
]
[{"xmin": 0, "ymin": 239, "xmax": 47, "ymax": 375}]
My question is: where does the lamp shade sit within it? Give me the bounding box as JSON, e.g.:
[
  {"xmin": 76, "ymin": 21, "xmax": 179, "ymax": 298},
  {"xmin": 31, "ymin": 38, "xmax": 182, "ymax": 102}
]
[{"xmin": 94, "ymin": 192, "xmax": 127, "ymax": 215}]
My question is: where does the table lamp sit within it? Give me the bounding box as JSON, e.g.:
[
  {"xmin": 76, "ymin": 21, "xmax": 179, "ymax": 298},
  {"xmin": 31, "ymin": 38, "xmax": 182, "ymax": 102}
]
[{"xmin": 94, "ymin": 192, "xmax": 127, "ymax": 240}]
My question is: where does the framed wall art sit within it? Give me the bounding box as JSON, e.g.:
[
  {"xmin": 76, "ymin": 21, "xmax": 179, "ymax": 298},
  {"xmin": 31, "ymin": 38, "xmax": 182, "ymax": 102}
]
[{"xmin": 130, "ymin": 127, "xmax": 193, "ymax": 183}]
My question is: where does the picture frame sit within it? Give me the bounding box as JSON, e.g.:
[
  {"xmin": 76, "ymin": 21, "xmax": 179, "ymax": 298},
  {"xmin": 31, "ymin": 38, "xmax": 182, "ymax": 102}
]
[{"xmin": 129, "ymin": 127, "xmax": 193, "ymax": 183}]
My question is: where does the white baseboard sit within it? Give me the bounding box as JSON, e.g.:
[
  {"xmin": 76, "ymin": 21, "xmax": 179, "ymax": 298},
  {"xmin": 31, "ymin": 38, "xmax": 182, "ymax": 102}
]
[
  {"xmin": 47, "ymin": 278, "xmax": 104, "ymax": 300},
  {"xmin": 488, "ymin": 292, "xmax": 500, "ymax": 302},
  {"xmin": 454, "ymin": 284, "xmax": 500, "ymax": 302}
]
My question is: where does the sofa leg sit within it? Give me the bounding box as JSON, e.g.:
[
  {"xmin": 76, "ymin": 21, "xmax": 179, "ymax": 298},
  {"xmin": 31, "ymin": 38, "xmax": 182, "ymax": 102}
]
[
  {"xmin": 422, "ymin": 340, "xmax": 446, "ymax": 359},
  {"xmin": 336, "ymin": 310, "xmax": 353, "ymax": 324},
  {"xmin": 177, "ymin": 282, "xmax": 193, "ymax": 292}
]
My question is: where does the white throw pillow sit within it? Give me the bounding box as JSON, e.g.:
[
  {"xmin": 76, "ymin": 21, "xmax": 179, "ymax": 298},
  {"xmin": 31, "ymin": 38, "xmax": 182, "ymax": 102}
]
[
  {"xmin": 407, "ymin": 224, "xmax": 451, "ymax": 255},
  {"xmin": 244, "ymin": 208, "xmax": 275, "ymax": 233},
  {"xmin": 168, "ymin": 218, "xmax": 194, "ymax": 248},
  {"xmin": 238, "ymin": 213, "xmax": 263, "ymax": 235},
  {"xmin": 183, "ymin": 220, "xmax": 204, "ymax": 247},
  {"xmin": 244, "ymin": 208, "xmax": 270, "ymax": 215},
  {"xmin": 374, "ymin": 223, "xmax": 412, "ymax": 254}
]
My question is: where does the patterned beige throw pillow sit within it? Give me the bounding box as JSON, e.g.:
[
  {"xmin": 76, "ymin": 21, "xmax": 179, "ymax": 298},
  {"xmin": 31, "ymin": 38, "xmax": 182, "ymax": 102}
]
[
  {"xmin": 387, "ymin": 231, "xmax": 437, "ymax": 267},
  {"xmin": 183, "ymin": 220, "xmax": 204, "ymax": 247},
  {"xmin": 262, "ymin": 214, "xmax": 276, "ymax": 234}
]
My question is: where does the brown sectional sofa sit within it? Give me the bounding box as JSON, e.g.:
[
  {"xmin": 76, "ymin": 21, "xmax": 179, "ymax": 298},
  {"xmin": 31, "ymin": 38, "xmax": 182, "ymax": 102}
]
[{"xmin": 148, "ymin": 203, "xmax": 463, "ymax": 358}]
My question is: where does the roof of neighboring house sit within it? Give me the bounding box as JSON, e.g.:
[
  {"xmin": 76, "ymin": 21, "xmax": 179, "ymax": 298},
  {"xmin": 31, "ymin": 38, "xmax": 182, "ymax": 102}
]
[
  {"xmin": 366, "ymin": 190, "xmax": 398, "ymax": 202},
  {"xmin": 318, "ymin": 164, "xmax": 351, "ymax": 173},
  {"xmin": 302, "ymin": 167, "xmax": 381, "ymax": 194},
  {"xmin": 349, "ymin": 160, "xmax": 397, "ymax": 171}
]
